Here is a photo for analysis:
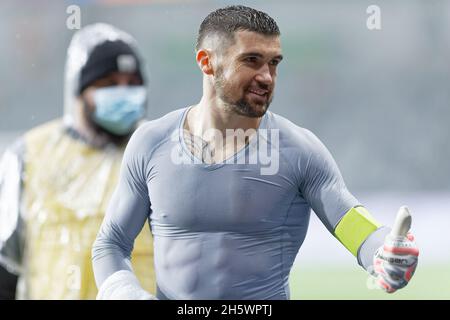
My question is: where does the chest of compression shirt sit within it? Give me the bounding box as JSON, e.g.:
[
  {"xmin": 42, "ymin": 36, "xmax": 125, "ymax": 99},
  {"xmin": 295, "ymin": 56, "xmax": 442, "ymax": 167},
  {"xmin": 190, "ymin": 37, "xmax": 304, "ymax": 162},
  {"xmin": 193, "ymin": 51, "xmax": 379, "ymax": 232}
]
[{"xmin": 92, "ymin": 107, "xmax": 360, "ymax": 299}]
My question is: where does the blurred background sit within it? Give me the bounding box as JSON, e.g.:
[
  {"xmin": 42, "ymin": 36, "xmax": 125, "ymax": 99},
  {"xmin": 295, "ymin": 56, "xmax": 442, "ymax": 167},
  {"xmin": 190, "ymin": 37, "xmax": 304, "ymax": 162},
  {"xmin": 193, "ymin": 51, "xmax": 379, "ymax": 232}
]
[{"xmin": 0, "ymin": 0, "xmax": 449, "ymax": 299}]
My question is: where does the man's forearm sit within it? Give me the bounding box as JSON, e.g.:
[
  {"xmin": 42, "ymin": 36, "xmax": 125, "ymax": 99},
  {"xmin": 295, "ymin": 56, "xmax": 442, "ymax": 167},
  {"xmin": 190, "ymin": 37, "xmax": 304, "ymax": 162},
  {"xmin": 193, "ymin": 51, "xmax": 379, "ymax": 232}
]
[{"xmin": 91, "ymin": 230, "xmax": 135, "ymax": 289}]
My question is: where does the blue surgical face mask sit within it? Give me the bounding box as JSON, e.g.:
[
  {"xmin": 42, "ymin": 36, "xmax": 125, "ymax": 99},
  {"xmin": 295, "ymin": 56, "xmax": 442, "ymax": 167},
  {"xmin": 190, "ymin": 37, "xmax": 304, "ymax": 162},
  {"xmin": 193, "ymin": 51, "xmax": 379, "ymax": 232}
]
[{"xmin": 92, "ymin": 86, "xmax": 146, "ymax": 136}]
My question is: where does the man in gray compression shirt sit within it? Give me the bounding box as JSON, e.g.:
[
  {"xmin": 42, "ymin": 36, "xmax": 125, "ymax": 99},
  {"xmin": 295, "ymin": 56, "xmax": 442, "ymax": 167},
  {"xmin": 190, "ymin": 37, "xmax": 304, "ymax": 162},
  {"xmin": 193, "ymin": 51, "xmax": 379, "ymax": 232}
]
[{"xmin": 92, "ymin": 5, "xmax": 419, "ymax": 299}]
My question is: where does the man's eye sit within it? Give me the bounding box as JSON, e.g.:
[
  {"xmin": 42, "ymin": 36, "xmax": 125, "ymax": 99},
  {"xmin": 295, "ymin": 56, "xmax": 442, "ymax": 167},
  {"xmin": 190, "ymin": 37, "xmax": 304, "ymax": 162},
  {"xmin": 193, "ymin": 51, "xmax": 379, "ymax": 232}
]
[
  {"xmin": 95, "ymin": 80, "xmax": 116, "ymax": 88},
  {"xmin": 269, "ymin": 59, "xmax": 280, "ymax": 66},
  {"xmin": 245, "ymin": 57, "xmax": 258, "ymax": 63}
]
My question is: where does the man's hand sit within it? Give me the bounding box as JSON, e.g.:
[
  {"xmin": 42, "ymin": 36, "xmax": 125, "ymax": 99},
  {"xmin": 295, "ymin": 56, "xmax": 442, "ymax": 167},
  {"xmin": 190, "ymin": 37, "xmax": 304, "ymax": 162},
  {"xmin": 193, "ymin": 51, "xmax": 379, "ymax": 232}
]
[
  {"xmin": 372, "ymin": 206, "xmax": 419, "ymax": 293},
  {"xmin": 97, "ymin": 270, "xmax": 157, "ymax": 300}
]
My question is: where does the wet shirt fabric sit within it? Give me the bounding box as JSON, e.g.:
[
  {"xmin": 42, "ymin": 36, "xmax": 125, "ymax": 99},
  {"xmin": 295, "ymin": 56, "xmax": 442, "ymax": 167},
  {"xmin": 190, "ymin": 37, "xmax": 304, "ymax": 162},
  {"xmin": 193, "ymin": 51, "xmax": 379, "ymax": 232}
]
[{"xmin": 92, "ymin": 107, "xmax": 360, "ymax": 300}]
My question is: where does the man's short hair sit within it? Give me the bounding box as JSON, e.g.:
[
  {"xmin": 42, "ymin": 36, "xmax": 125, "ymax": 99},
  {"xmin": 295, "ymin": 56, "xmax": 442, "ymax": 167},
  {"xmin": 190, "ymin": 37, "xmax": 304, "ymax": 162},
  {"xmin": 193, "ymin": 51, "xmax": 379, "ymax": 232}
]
[{"xmin": 196, "ymin": 5, "xmax": 280, "ymax": 51}]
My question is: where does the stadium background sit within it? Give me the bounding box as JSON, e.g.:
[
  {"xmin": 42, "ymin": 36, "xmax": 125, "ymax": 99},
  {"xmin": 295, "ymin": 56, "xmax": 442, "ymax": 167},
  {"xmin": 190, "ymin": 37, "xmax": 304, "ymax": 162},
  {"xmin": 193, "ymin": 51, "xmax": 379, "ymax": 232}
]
[{"xmin": 0, "ymin": 0, "xmax": 449, "ymax": 299}]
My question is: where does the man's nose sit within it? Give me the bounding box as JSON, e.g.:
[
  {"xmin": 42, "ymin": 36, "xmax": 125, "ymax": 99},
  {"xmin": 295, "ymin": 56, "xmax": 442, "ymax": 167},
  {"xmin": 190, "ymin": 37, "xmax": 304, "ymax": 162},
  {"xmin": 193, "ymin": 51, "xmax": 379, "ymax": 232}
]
[{"xmin": 254, "ymin": 63, "xmax": 273, "ymax": 86}]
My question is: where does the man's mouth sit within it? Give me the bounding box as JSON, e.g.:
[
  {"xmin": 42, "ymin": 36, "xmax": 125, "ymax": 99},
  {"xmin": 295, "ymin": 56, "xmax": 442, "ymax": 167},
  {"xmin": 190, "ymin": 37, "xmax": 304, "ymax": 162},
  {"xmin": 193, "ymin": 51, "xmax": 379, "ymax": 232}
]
[{"xmin": 248, "ymin": 88, "xmax": 269, "ymax": 97}]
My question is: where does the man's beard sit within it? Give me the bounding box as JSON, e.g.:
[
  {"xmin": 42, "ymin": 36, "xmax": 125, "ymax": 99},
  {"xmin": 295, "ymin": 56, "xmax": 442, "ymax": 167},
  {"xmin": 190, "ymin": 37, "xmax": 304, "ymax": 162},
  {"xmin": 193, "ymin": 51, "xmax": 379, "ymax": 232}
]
[{"xmin": 214, "ymin": 74, "xmax": 273, "ymax": 118}]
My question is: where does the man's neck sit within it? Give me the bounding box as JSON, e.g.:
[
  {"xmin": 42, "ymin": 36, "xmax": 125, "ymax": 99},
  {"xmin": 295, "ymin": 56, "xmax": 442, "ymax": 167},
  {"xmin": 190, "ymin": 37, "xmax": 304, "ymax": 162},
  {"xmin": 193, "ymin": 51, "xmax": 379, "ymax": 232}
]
[
  {"xmin": 183, "ymin": 96, "xmax": 263, "ymax": 164},
  {"xmin": 187, "ymin": 96, "xmax": 262, "ymax": 136}
]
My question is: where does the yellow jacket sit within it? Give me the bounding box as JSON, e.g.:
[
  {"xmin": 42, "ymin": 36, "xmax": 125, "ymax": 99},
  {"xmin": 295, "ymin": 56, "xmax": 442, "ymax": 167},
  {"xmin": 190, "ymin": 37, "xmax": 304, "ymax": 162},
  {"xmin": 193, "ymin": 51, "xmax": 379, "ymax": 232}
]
[{"xmin": 0, "ymin": 120, "xmax": 155, "ymax": 299}]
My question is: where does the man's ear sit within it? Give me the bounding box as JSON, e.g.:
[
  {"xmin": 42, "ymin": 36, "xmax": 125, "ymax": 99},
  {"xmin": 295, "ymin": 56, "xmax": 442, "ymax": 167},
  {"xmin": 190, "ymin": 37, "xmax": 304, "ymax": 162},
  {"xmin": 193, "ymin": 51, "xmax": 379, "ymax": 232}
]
[{"xmin": 196, "ymin": 49, "xmax": 214, "ymax": 75}]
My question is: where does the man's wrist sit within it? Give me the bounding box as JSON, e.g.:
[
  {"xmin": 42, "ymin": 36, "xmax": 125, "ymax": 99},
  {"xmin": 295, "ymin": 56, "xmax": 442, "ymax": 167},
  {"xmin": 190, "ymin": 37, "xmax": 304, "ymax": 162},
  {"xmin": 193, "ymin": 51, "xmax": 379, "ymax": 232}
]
[
  {"xmin": 97, "ymin": 270, "xmax": 156, "ymax": 300},
  {"xmin": 357, "ymin": 226, "xmax": 391, "ymax": 272}
]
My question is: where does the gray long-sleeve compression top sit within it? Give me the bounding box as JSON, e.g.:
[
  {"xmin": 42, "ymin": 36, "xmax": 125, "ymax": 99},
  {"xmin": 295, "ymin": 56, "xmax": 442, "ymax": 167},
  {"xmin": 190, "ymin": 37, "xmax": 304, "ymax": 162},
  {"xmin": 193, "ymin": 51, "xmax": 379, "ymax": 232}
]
[{"xmin": 92, "ymin": 107, "xmax": 365, "ymax": 299}]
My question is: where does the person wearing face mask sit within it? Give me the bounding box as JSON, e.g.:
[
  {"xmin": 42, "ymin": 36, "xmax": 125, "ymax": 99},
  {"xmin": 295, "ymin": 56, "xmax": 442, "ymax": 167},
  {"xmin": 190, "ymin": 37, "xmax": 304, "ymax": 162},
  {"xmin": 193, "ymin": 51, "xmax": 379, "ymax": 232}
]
[{"xmin": 0, "ymin": 23, "xmax": 155, "ymax": 299}]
